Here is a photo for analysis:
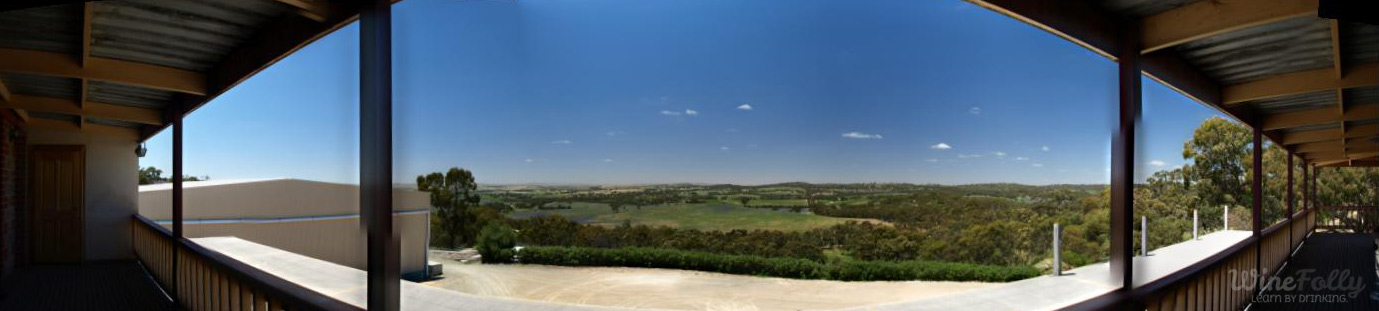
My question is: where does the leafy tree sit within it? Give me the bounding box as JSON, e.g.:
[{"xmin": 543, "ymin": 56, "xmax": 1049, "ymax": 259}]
[
  {"xmin": 417, "ymin": 167, "xmax": 482, "ymax": 248},
  {"xmin": 138, "ymin": 166, "xmax": 165, "ymax": 185},
  {"xmin": 476, "ymin": 223, "xmax": 517, "ymax": 263},
  {"xmin": 1182, "ymin": 117, "xmax": 1252, "ymax": 210},
  {"xmin": 738, "ymin": 196, "xmax": 752, "ymax": 207}
]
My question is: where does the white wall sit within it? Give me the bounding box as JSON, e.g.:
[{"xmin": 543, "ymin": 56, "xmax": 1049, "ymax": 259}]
[{"xmin": 28, "ymin": 129, "xmax": 138, "ymax": 261}]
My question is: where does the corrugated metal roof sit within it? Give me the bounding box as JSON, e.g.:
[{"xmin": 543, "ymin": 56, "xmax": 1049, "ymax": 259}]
[
  {"xmin": 0, "ymin": 4, "xmax": 82, "ymax": 54},
  {"xmin": 0, "ymin": 73, "xmax": 80, "ymax": 100},
  {"xmin": 1343, "ymin": 22, "xmax": 1379, "ymax": 67},
  {"xmin": 88, "ymin": 80, "xmax": 177, "ymax": 109},
  {"xmin": 90, "ymin": 0, "xmax": 291, "ymax": 72},
  {"xmin": 1174, "ymin": 17, "xmax": 1333, "ymax": 85},
  {"xmin": 1098, "ymin": 0, "xmax": 1202, "ymax": 17},
  {"xmin": 1240, "ymin": 90, "xmax": 1336, "ymax": 115},
  {"xmin": 1346, "ymin": 85, "xmax": 1379, "ymax": 106},
  {"xmin": 86, "ymin": 116, "xmax": 144, "ymax": 129},
  {"xmin": 1282, "ymin": 122, "xmax": 1341, "ymax": 134}
]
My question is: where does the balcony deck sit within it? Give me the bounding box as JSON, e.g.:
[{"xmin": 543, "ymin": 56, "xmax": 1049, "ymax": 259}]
[
  {"xmin": 1251, "ymin": 233, "xmax": 1378, "ymax": 311},
  {"xmin": 0, "ymin": 261, "xmax": 177, "ymax": 311}
]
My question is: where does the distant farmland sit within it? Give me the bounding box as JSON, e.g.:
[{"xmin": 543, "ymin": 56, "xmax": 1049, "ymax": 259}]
[{"xmin": 506, "ymin": 202, "xmax": 885, "ymax": 232}]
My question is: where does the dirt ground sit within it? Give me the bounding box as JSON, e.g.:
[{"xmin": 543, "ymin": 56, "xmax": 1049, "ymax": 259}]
[{"xmin": 420, "ymin": 254, "xmax": 999, "ymax": 311}]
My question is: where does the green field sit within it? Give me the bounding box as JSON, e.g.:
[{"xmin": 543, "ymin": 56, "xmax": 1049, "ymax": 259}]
[{"xmin": 507, "ymin": 201, "xmax": 881, "ymax": 232}]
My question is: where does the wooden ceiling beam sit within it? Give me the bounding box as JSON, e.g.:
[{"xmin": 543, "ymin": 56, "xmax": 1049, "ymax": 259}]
[
  {"xmin": 275, "ymin": 0, "xmax": 336, "ymax": 22},
  {"xmin": 1295, "ymin": 140, "xmax": 1345, "ymax": 153},
  {"xmin": 1140, "ymin": 0, "xmax": 1316, "ymax": 54},
  {"xmin": 1223, "ymin": 62, "xmax": 1379, "ymax": 104},
  {"xmin": 1261, "ymin": 104, "xmax": 1378, "ymax": 131},
  {"xmin": 25, "ymin": 117, "xmax": 138, "ymax": 139},
  {"xmin": 0, "ymin": 94, "xmax": 162, "ymax": 125},
  {"xmin": 0, "ymin": 78, "xmax": 10, "ymax": 102},
  {"xmin": 0, "ymin": 48, "xmax": 206, "ymax": 95}
]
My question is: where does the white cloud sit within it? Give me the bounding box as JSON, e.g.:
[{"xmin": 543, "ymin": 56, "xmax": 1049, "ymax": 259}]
[
  {"xmin": 930, "ymin": 142, "xmax": 952, "ymax": 150},
  {"xmin": 969, "ymin": 107, "xmax": 981, "ymax": 115},
  {"xmin": 660, "ymin": 110, "xmax": 681, "ymax": 116},
  {"xmin": 524, "ymin": 158, "xmax": 534, "ymax": 163},
  {"xmin": 958, "ymin": 154, "xmax": 983, "ymax": 159},
  {"xmin": 1015, "ymin": 157, "xmax": 1029, "ymax": 161},
  {"xmin": 603, "ymin": 158, "xmax": 613, "ymax": 163},
  {"xmin": 606, "ymin": 131, "xmax": 622, "ymax": 136},
  {"xmin": 737, "ymin": 104, "xmax": 753, "ymax": 111},
  {"xmin": 925, "ymin": 159, "xmax": 939, "ymax": 163},
  {"xmin": 1149, "ymin": 160, "xmax": 1166, "ymax": 167},
  {"xmin": 842, "ymin": 132, "xmax": 883, "ymax": 139},
  {"xmin": 720, "ymin": 146, "xmax": 730, "ymax": 151},
  {"xmin": 992, "ymin": 151, "xmax": 1006, "ymax": 157},
  {"xmin": 1032, "ymin": 163, "xmax": 1044, "ymax": 168},
  {"xmin": 685, "ymin": 109, "xmax": 699, "ymax": 116},
  {"xmin": 550, "ymin": 139, "xmax": 573, "ymax": 145},
  {"xmin": 1041, "ymin": 145, "xmax": 1050, "ymax": 152}
]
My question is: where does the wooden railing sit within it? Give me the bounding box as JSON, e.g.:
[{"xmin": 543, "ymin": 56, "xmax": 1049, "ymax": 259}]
[
  {"xmin": 1314, "ymin": 205, "xmax": 1376, "ymax": 232},
  {"xmin": 1060, "ymin": 208, "xmax": 1317, "ymax": 311},
  {"xmin": 1135, "ymin": 209, "xmax": 1315, "ymax": 311},
  {"xmin": 132, "ymin": 215, "xmax": 364, "ymax": 311}
]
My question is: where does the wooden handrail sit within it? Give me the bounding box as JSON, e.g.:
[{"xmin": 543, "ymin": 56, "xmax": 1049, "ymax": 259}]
[{"xmin": 133, "ymin": 215, "xmax": 364, "ymax": 311}]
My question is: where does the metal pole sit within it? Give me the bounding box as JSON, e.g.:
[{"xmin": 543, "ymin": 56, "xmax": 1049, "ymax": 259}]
[
  {"xmin": 1224, "ymin": 206, "xmax": 1229, "ymax": 231},
  {"xmin": 1052, "ymin": 223, "xmax": 1062, "ymax": 276},
  {"xmin": 1193, "ymin": 209, "xmax": 1198, "ymax": 240},
  {"xmin": 361, "ymin": 1, "xmax": 399, "ymax": 310},
  {"xmin": 1109, "ymin": 19, "xmax": 1141, "ymax": 291},
  {"xmin": 1141, "ymin": 216, "xmax": 1148, "ymax": 256}
]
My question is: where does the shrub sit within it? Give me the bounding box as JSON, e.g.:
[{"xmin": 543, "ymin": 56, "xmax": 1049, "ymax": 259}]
[
  {"xmin": 518, "ymin": 246, "xmax": 1038, "ymax": 282},
  {"xmin": 476, "ymin": 223, "xmax": 517, "ymax": 263}
]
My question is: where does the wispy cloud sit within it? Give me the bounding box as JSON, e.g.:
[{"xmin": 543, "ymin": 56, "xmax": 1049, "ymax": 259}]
[
  {"xmin": 992, "ymin": 151, "xmax": 1006, "ymax": 158},
  {"xmin": 969, "ymin": 107, "xmax": 981, "ymax": 115},
  {"xmin": 842, "ymin": 132, "xmax": 883, "ymax": 139},
  {"xmin": 1149, "ymin": 160, "xmax": 1166, "ymax": 167},
  {"xmin": 524, "ymin": 158, "xmax": 534, "ymax": 163},
  {"xmin": 925, "ymin": 159, "xmax": 939, "ymax": 163},
  {"xmin": 720, "ymin": 146, "xmax": 730, "ymax": 151},
  {"xmin": 726, "ymin": 128, "xmax": 739, "ymax": 133},
  {"xmin": 1041, "ymin": 145, "xmax": 1050, "ymax": 152},
  {"xmin": 958, "ymin": 154, "xmax": 983, "ymax": 159},
  {"xmin": 605, "ymin": 131, "xmax": 623, "ymax": 136},
  {"xmin": 603, "ymin": 158, "xmax": 613, "ymax": 163},
  {"xmin": 685, "ymin": 109, "xmax": 699, "ymax": 116},
  {"xmin": 930, "ymin": 142, "xmax": 952, "ymax": 150},
  {"xmin": 550, "ymin": 139, "xmax": 573, "ymax": 145},
  {"xmin": 1015, "ymin": 157, "xmax": 1029, "ymax": 161},
  {"xmin": 1032, "ymin": 163, "xmax": 1044, "ymax": 168},
  {"xmin": 660, "ymin": 110, "xmax": 682, "ymax": 116},
  {"xmin": 737, "ymin": 104, "xmax": 753, "ymax": 111}
]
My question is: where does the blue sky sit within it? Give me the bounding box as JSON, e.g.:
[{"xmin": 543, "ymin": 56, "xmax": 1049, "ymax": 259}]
[{"xmin": 140, "ymin": 0, "xmax": 1228, "ymax": 186}]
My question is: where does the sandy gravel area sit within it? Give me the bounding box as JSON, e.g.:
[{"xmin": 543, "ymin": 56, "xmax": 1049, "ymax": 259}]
[{"xmin": 420, "ymin": 255, "xmax": 999, "ymax": 311}]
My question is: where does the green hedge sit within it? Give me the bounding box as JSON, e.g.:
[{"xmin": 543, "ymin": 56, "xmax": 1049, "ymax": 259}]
[{"xmin": 517, "ymin": 246, "xmax": 1039, "ymax": 282}]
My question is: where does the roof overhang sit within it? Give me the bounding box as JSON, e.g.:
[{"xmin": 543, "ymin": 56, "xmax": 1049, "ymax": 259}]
[{"xmin": 968, "ymin": 0, "xmax": 1379, "ymax": 167}]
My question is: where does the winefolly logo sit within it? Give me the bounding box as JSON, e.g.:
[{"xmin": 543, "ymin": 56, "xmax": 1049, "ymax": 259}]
[{"xmin": 1229, "ymin": 268, "xmax": 1370, "ymax": 303}]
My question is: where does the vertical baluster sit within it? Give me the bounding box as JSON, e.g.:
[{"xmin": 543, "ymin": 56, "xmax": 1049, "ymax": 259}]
[{"xmin": 254, "ymin": 290, "xmax": 267, "ymax": 311}]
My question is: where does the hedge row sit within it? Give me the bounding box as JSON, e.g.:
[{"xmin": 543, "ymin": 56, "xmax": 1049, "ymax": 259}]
[{"xmin": 517, "ymin": 246, "xmax": 1039, "ymax": 282}]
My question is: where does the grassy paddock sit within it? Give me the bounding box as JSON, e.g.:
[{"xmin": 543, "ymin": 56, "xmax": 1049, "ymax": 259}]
[
  {"xmin": 517, "ymin": 246, "xmax": 1039, "ymax": 282},
  {"xmin": 508, "ymin": 202, "xmax": 882, "ymax": 232}
]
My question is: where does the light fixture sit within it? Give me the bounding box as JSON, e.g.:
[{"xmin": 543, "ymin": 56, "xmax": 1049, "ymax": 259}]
[{"xmin": 135, "ymin": 143, "xmax": 147, "ymax": 158}]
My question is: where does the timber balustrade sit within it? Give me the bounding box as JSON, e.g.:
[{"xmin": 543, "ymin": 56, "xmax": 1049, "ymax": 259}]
[
  {"xmin": 132, "ymin": 215, "xmax": 364, "ymax": 311},
  {"xmin": 1060, "ymin": 208, "xmax": 1318, "ymax": 311}
]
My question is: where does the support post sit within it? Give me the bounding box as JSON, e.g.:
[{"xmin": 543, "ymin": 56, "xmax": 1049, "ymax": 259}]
[
  {"xmin": 171, "ymin": 103, "xmax": 183, "ymax": 303},
  {"xmin": 1287, "ymin": 154, "xmax": 1294, "ymax": 217},
  {"xmin": 1224, "ymin": 207, "xmax": 1229, "ymax": 231},
  {"xmin": 1052, "ymin": 223, "xmax": 1062, "ymax": 276},
  {"xmin": 361, "ymin": 1, "xmax": 399, "ymax": 310},
  {"xmin": 1193, "ymin": 209, "xmax": 1198, "ymax": 240},
  {"xmin": 1109, "ymin": 19, "xmax": 1141, "ymax": 291},
  {"xmin": 1302, "ymin": 163, "xmax": 1309, "ymax": 211},
  {"xmin": 1251, "ymin": 124, "xmax": 1263, "ymax": 285}
]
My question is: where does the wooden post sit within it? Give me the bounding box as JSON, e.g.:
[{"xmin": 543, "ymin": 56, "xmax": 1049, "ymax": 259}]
[
  {"xmin": 361, "ymin": 1, "xmax": 399, "ymax": 310},
  {"xmin": 171, "ymin": 103, "xmax": 183, "ymax": 303},
  {"xmin": 1109, "ymin": 20, "xmax": 1140, "ymax": 292},
  {"xmin": 1251, "ymin": 124, "xmax": 1263, "ymax": 285}
]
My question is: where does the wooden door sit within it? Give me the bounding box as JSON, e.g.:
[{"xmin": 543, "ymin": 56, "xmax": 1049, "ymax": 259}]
[{"xmin": 29, "ymin": 145, "xmax": 84, "ymax": 263}]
